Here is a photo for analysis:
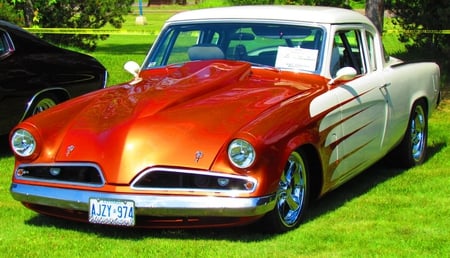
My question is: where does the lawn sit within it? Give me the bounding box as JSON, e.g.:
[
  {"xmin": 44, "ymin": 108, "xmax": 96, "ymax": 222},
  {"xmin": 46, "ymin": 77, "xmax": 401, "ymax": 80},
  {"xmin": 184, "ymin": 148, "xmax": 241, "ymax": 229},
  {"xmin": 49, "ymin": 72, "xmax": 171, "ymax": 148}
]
[{"xmin": 0, "ymin": 3, "xmax": 449, "ymax": 257}]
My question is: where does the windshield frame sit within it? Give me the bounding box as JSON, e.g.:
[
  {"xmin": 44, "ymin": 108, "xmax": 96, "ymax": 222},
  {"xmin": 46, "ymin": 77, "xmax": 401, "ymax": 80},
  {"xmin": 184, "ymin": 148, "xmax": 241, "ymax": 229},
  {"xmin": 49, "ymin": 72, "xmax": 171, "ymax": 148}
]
[{"xmin": 142, "ymin": 21, "xmax": 327, "ymax": 74}]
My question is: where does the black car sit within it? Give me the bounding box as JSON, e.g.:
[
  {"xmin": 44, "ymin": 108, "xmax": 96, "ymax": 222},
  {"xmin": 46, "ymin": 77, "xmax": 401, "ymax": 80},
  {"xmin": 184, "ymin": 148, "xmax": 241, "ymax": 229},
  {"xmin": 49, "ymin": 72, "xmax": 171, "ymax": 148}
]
[{"xmin": 0, "ymin": 20, "xmax": 107, "ymax": 135}]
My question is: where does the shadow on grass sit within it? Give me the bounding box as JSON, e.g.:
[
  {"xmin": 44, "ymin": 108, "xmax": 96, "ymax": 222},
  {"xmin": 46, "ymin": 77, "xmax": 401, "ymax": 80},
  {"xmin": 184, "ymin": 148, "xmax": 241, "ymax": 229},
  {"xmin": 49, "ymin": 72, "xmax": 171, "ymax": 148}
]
[
  {"xmin": 21, "ymin": 139, "xmax": 446, "ymax": 242},
  {"xmin": 22, "ymin": 161, "xmax": 394, "ymax": 241},
  {"xmin": 95, "ymin": 43, "xmax": 151, "ymax": 56},
  {"xmin": 306, "ymin": 140, "xmax": 446, "ymax": 222}
]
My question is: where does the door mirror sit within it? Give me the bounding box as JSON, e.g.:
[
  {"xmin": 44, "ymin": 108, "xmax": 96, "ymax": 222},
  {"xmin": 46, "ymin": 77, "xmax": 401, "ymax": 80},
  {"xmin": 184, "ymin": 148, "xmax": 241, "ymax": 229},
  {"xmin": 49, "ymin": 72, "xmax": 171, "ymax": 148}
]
[
  {"xmin": 328, "ymin": 67, "xmax": 357, "ymax": 85},
  {"xmin": 124, "ymin": 61, "xmax": 140, "ymax": 78}
]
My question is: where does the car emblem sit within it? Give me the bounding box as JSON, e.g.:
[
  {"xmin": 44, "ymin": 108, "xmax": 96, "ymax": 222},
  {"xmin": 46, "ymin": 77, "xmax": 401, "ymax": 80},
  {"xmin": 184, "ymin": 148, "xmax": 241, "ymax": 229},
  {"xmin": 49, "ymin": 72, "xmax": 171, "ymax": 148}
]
[
  {"xmin": 66, "ymin": 145, "xmax": 75, "ymax": 157},
  {"xmin": 16, "ymin": 168, "xmax": 29, "ymax": 177},
  {"xmin": 195, "ymin": 151, "xmax": 203, "ymax": 163}
]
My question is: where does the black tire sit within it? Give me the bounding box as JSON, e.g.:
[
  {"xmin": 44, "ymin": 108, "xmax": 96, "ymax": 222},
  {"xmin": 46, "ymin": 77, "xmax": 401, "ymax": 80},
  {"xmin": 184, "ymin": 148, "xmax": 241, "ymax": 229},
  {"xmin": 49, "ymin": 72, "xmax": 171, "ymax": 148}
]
[
  {"xmin": 394, "ymin": 101, "xmax": 428, "ymax": 168},
  {"xmin": 261, "ymin": 149, "xmax": 310, "ymax": 233},
  {"xmin": 28, "ymin": 93, "xmax": 58, "ymax": 117}
]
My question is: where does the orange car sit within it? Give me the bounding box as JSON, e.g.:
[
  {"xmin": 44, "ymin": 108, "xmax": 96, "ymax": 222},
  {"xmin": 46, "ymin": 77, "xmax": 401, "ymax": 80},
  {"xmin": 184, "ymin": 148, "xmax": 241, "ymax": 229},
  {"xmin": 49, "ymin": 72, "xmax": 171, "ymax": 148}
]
[{"xmin": 9, "ymin": 6, "xmax": 440, "ymax": 233}]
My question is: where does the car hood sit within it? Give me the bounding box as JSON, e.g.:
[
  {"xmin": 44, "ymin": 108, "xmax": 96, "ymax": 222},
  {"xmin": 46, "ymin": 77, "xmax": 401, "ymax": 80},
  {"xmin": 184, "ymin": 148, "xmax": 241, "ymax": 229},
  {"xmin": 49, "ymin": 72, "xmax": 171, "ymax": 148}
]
[{"xmin": 31, "ymin": 60, "xmax": 322, "ymax": 184}]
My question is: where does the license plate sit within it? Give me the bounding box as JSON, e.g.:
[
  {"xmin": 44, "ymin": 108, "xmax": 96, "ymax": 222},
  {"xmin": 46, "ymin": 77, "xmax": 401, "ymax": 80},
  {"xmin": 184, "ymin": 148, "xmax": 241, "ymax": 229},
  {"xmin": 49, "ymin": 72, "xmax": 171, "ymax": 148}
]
[{"xmin": 89, "ymin": 198, "xmax": 135, "ymax": 226}]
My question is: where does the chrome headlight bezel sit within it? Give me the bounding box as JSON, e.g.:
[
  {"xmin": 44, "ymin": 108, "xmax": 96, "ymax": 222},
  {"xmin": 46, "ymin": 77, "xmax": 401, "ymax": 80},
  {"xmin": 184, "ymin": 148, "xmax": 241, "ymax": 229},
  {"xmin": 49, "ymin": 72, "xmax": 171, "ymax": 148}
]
[
  {"xmin": 227, "ymin": 139, "xmax": 256, "ymax": 169},
  {"xmin": 11, "ymin": 129, "xmax": 37, "ymax": 157}
]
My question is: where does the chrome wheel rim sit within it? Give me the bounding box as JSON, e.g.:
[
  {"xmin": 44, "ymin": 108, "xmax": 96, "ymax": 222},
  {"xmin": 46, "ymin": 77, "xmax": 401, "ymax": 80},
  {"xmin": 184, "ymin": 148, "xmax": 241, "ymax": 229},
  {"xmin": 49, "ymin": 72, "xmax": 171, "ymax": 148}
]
[
  {"xmin": 276, "ymin": 151, "xmax": 307, "ymax": 227},
  {"xmin": 33, "ymin": 98, "xmax": 56, "ymax": 115},
  {"xmin": 411, "ymin": 105, "xmax": 426, "ymax": 162}
]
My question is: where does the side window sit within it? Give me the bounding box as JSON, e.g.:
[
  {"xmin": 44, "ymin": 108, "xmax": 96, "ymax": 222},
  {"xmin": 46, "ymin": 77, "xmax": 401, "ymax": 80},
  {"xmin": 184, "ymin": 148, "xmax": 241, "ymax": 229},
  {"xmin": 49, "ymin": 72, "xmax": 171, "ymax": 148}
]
[
  {"xmin": 366, "ymin": 31, "xmax": 377, "ymax": 71},
  {"xmin": 0, "ymin": 32, "xmax": 5, "ymax": 55},
  {"xmin": 0, "ymin": 30, "xmax": 14, "ymax": 58},
  {"xmin": 330, "ymin": 30, "xmax": 366, "ymax": 76}
]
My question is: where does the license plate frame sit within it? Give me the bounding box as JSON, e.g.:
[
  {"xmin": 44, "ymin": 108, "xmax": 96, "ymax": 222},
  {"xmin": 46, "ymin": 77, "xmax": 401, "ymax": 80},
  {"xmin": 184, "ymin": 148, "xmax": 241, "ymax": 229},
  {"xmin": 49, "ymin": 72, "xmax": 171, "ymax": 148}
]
[{"xmin": 89, "ymin": 198, "xmax": 135, "ymax": 226}]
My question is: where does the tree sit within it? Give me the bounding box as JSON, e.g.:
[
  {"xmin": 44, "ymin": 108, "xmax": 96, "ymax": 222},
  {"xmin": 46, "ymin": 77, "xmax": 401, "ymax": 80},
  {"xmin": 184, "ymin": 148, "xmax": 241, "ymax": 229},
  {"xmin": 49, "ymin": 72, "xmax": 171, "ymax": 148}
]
[
  {"xmin": 0, "ymin": 0, "xmax": 23, "ymax": 24},
  {"xmin": 227, "ymin": 0, "xmax": 348, "ymax": 8},
  {"xmin": 392, "ymin": 0, "xmax": 449, "ymax": 71},
  {"xmin": 5, "ymin": 0, "xmax": 134, "ymax": 51},
  {"xmin": 20, "ymin": 0, "xmax": 33, "ymax": 26},
  {"xmin": 365, "ymin": 0, "xmax": 384, "ymax": 34}
]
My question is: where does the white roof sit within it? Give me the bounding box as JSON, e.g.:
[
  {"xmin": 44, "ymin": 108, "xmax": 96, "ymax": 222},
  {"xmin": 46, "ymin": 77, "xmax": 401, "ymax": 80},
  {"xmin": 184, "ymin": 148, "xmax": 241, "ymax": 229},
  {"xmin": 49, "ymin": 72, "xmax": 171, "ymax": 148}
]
[{"xmin": 167, "ymin": 5, "xmax": 372, "ymax": 25}]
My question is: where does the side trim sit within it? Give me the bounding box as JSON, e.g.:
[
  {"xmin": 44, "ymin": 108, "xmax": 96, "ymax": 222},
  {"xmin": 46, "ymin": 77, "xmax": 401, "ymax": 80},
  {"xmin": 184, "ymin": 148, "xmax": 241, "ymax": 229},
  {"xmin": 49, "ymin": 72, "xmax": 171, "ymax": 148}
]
[{"xmin": 102, "ymin": 70, "xmax": 108, "ymax": 88}]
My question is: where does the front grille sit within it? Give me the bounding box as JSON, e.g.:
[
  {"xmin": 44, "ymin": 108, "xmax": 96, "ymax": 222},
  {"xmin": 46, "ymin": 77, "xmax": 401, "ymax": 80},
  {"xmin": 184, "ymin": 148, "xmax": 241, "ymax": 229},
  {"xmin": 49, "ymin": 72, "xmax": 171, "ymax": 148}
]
[
  {"xmin": 15, "ymin": 163, "xmax": 104, "ymax": 187},
  {"xmin": 131, "ymin": 168, "xmax": 256, "ymax": 193}
]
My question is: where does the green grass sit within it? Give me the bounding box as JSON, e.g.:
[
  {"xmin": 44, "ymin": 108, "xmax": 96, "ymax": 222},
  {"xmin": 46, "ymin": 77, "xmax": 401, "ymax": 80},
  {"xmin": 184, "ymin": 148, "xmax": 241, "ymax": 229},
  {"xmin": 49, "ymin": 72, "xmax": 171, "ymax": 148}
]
[{"xmin": 1, "ymin": 3, "xmax": 449, "ymax": 257}]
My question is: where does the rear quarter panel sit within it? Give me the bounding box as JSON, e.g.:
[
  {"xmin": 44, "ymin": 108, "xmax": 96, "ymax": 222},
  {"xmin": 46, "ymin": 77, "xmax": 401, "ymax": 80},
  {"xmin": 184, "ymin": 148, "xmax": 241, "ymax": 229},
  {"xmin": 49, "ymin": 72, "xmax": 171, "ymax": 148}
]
[{"xmin": 384, "ymin": 61, "xmax": 440, "ymax": 147}]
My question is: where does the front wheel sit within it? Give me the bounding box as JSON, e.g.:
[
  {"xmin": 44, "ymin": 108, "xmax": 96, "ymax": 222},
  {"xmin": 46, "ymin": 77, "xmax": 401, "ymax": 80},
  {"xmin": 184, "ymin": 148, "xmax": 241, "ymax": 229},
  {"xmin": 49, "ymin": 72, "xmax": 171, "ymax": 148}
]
[
  {"xmin": 261, "ymin": 150, "xmax": 310, "ymax": 233},
  {"xmin": 31, "ymin": 95, "xmax": 57, "ymax": 115},
  {"xmin": 25, "ymin": 93, "xmax": 59, "ymax": 119},
  {"xmin": 394, "ymin": 101, "xmax": 428, "ymax": 168}
]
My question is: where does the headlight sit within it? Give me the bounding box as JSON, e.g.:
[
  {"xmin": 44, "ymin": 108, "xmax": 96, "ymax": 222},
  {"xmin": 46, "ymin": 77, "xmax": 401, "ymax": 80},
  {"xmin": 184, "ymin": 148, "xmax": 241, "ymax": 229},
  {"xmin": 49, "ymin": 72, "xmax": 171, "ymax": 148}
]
[
  {"xmin": 228, "ymin": 139, "xmax": 256, "ymax": 169},
  {"xmin": 11, "ymin": 129, "xmax": 36, "ymax": 157}
]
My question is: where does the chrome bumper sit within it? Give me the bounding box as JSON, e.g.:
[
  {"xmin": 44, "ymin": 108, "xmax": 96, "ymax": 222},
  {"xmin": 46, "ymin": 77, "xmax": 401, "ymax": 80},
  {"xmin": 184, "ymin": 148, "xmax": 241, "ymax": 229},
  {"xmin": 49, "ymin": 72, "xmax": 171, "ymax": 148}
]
[{"xmin": 10, "ymin": 183, "xmax": 276, "ymax": 217}]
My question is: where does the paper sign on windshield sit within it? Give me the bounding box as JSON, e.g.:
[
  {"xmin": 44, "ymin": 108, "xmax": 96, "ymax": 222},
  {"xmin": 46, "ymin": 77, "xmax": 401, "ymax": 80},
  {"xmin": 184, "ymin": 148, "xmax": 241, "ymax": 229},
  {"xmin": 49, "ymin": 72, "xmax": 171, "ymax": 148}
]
[{"xmin": 275, "ymin": 46, "xmax": 318, "ymax": 71}]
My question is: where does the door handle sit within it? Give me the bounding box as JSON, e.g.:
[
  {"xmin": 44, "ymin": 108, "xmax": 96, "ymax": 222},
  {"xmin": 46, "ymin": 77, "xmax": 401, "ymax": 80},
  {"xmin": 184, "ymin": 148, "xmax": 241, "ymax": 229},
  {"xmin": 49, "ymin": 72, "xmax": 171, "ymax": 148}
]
[{"xmin": 380, "ymin": 82, "xmax": 391, "ymax": 89}]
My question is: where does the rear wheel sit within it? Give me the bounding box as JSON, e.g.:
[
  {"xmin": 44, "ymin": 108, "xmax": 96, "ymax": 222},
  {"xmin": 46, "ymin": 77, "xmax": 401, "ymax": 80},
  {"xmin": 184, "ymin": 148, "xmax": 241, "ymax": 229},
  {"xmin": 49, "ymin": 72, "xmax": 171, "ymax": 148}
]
[
  {"xmin": 394, "ymin": 101, "xmax": 428, "ymax": 168},
  {"xmin": 262, "ymin": 150, "xmax": 310, "ymax": 233}
]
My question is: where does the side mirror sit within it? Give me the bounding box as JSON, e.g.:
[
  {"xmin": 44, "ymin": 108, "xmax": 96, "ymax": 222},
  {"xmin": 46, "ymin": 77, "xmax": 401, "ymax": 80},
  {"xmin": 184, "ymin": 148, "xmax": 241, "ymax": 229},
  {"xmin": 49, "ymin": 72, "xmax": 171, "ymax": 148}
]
[
  {"xmin": 328, "ymin": 67, "xmax": 357, "ymax": 85},
  {"xmin": 124, "ymin": 61, "xmax": 140, "ymax": 78},
  {"xmin": 124, "ymin": 61, "xmax": 142, "ymax": 84}
]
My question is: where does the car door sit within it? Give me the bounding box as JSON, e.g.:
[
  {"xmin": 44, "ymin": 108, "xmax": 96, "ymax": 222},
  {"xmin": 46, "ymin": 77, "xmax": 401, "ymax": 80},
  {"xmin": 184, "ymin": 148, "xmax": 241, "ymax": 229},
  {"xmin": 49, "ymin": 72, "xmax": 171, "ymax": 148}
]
[{"xmin": 328, "ymin": 27, "xmax": 390, "ymax": 184}]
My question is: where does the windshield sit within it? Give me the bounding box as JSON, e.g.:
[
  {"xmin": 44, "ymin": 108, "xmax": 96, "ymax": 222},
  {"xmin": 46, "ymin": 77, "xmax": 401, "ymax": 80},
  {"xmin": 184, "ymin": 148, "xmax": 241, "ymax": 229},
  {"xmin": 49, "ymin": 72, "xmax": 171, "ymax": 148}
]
[{"xmin": 143, "ymin": 23, "xmax": 325, "ymax": 73}]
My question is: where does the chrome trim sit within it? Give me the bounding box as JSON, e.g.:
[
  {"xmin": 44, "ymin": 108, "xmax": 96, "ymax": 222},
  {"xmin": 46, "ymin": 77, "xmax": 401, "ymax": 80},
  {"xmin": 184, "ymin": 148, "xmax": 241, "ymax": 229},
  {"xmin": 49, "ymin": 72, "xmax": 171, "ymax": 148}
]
[
  {"xmin": 102, "ymin": 70, "xmax": 108, "ymax": 88},
  {"xmin": 131, "ymin": 167, "xmax": 257, "ymax": 193},
  {"xmin": 10, "ymin": 183, "xmax": 276, "ymax": 217},
  {"xmin": 14, "ymin": 163, "xmax": 105, "ymax": 188},
  {"xmin": 21, "ymin": 87, "xmax": 71, "ymax": 121}
]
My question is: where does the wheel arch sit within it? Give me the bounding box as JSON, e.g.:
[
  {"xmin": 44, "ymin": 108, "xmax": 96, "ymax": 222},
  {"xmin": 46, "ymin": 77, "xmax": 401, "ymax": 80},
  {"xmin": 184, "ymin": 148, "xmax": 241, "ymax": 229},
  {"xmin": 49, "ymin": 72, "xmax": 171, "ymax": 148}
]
[
  {"xmin": 409, "ymin": 89, "xmax": 431, "ymax": 117},
  {"xmin": 21, "ymin": 87, "xmax": 71, "ymax": 121},
  {"xmin": 416, "ymin": 97, "xmax": 429, "ymax": 117},
  {"xmin": 389, "ymin": 96, "xmax": 430, "ymax": 168},
  {"xmin": 257, "ymin": 143, "xmax": 324, "ymax": 233},
  {"xmin": 295, "ymin": 144, "xmax": 323, "ymax": 201}
]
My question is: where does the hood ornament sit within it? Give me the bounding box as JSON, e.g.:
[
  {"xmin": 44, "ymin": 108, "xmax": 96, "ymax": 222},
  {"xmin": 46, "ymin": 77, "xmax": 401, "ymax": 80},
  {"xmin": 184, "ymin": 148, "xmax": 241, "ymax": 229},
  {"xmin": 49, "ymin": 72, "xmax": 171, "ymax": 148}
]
[
  {"xmin": 66, "ymin": 145, "xmax": 75, "ymax": 157},
  {"xmin": 195, "ymin": 151, "xmax": 203, "ymax": 163}
]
